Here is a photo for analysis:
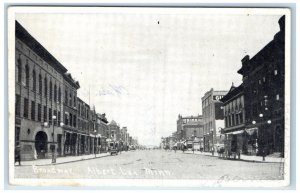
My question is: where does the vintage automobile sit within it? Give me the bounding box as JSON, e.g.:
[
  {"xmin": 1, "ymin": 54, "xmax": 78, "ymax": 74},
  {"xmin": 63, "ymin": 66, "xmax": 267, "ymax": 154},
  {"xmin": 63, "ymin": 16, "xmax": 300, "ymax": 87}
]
[{"xmin": 108, "ymin": 141, "xmax": 119, "ymax": 155}]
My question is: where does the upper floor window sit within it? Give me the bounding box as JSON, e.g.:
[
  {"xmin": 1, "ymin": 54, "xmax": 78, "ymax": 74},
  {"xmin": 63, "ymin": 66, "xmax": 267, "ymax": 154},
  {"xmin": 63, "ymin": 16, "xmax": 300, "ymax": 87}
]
[
  {"xmin": 276, "ymin": 94, "xmax": 280, "ymax": 100},
  {"xmin": 32, "ymin": 70, "xmax": 36, "ymax": 91},
  {"xmin": 54, "ymin": 84, "xmax": 57, "ymax": 102},
  {"xmin": 17, "ymin": 57, "xmax": 22, "ymax": 83},
  {"xmin": 274, "ymin": 69, "xmax": 278, "ymax": 75},
  {"xmin": 58, "ymin": 87, "xmax": 61, "ymax": 102},
  {"xmin": 49, "ymin": 81, "xmax": 53, "ymax": 100},
  {"xmin": 44, "ymin": 77, "xmax": 48, "ymax": 98},
  {"xmin": 38, "ymin": 74, "xmax": 42, "ymax": 94},
  {"xmin": 15, "ymin": 94, "xmax": 21, "ymax": 116},
  {"xmin": 25, "ymin": 64, "xmax": 29, "ymax": 87}
]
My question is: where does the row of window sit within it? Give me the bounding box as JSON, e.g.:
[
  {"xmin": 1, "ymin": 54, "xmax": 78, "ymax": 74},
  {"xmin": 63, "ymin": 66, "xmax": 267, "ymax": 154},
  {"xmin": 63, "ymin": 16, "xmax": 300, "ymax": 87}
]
[
  {"xmin": 225, "ymin": 112, "xmax": 244, "ymax": 128},
  {"xmin": 17, "ymin": 60, "xmax": 62, "ymax": 103},
  {"xmin": 15, "ymin": 94, "xmax": 61, "ymax": 125}
]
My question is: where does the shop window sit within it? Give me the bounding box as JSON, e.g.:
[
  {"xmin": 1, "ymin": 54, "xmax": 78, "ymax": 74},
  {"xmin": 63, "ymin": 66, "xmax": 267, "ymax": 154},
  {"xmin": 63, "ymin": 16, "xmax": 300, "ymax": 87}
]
[{"xmin": 15, "ymin": 127, "xmax": 20, "ymax": 146}]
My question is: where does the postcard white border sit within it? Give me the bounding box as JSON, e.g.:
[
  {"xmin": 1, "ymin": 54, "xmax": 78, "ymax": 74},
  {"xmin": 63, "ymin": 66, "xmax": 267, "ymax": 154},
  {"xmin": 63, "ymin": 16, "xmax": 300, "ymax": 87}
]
[{"xmin": 7, "ymin": 6, "xmax": 291, "ymax": 188}]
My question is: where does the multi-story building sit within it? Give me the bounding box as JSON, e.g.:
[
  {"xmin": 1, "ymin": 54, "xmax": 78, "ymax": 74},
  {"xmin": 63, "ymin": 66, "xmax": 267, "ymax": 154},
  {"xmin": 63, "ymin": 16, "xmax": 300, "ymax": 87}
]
[
  {"xmin": 220, "ymin": 84, "xmax": 247, "ymax": 154},
  {"xmin": 108, "ymin": 120, "xmax": 121, "ymax": 142},
  {"xmin": 62, "ymin": 72, "xmax": 80, "ymax": 156},
  {"xmin": 176, "ymin": 114, "xmax": 203, "ymax": 140},
  {"xmin": 201, "ymin": 89, "xmax": 227, "ymax": 152},
  {"xmin": 77, "ymin": 97, "xmax": 90, "ymax": 155},
  {"xmin": 237, "ymin": 15, "xmax": 285, "ymax": 156},
  {"xmin": 15, "ymin": 21, "xmax": 68, "ymax": 160},
  {"xmin": 96, "ymin": 113, "xmax": 109, "ymax": 152}
]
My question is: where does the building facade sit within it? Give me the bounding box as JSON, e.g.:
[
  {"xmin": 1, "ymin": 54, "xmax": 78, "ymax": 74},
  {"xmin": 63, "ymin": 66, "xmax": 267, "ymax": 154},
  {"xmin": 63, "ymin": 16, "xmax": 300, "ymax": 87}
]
[
  {"xmin": 220, "ymin": 84, "xmax": 248, "ymax": 155},
  {"xmin": 15, "ymin": 21, "xmax": 68, "ymax": 160},
  {"xmin": 237, "ymin": 16, "xmax": 285, "ymax": 156},
  {"xmin": 176, "ymin": 115, "xmax": 203, "ymax": 141},
  {"xmin": 201, "ymin": 89, "xmax": 227, "ymax": 152}
]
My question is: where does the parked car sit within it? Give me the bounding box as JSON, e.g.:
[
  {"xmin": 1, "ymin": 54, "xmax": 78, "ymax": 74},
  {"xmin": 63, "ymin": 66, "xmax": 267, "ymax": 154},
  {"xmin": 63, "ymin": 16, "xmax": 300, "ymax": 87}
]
[{"xmin": 108, "ymin": 142, "xmax": 119, "ymax": 155}]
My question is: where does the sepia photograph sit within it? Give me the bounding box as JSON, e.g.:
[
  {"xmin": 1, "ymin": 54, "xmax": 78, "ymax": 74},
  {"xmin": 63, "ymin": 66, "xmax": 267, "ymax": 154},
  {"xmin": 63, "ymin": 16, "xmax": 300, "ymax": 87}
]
[{"xmin": 7, "ymin": 6, "xmax": 291, "ymax": 188}]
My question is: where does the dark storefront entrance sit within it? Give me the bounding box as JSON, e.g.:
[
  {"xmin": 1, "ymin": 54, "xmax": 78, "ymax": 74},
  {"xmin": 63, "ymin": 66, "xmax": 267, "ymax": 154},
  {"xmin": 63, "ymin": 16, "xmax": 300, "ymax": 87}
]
[{"xmin": 35, "ymin": 131, "xmax": 48, "ymax": 159}]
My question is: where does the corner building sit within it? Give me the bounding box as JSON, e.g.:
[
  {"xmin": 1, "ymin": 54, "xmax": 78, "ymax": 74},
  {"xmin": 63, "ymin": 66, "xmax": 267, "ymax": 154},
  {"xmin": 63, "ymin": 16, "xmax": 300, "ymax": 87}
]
[{"xmin": 15, "ymin": 21, "xmax": 67, "ymax": 160}]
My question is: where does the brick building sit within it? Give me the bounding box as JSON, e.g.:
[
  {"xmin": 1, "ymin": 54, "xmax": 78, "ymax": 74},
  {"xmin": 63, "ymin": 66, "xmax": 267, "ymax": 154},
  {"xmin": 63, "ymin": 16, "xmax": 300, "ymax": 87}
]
[
  {"xmin": 237, "ymin": 15, "xmax": 285, "ymax": 156},
  {"xmin": 15, "ymin": 21, "xmax": 67, "ymax": 160},
  {"xmin": 201, "ymin": 89, "xmax": 227, "ymax": 152}
]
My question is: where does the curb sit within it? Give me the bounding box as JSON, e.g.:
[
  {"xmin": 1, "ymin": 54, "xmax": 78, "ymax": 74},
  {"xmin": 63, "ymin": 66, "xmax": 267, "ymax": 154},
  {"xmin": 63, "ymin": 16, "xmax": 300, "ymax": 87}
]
[{"xmin": 16, "ymin": 153, "xmax": 111, "ymax": 167}]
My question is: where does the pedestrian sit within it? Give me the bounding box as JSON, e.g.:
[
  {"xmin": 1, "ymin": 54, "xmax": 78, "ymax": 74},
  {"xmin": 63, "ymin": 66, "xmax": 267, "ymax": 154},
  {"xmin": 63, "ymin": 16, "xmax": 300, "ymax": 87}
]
[{"xmin": 15, "ymin": 145, "xmax": 21, "ymax": 166}]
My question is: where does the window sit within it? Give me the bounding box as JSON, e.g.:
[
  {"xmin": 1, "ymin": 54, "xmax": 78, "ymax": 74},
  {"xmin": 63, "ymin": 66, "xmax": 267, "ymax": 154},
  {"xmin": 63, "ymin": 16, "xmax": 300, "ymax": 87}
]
[
  {"xmin": 43, "ymin": 106, "xmax": 47, "ymax": 122},
  {"xmin": 54, "ymin": 84, "xmax": 57, "ymax": 102},
  {"xmin": 38, "ymin": 74, "xmax": 42, "ymax": 94},
  {"xmin": 25, "ymin": 64, "xmax": 29, "ymax": 87},
  {"xmin": 276, "ymin": 94, "xmax": 280, "ymax": 100},
  {"xmin": 73, "ymin": 115, "xmax": 77, "ymax": 127},
  {"xmin": 73, "ymin": 96, "xmax": 76, "ymax": 107},
  {"xmin": 58, "ymin": 87, "xmax": 61, "ymax": 102},
  {"xmin": 258, "ymin": 79, "xmax": 261, "ymax": 85},
  {"xmin": 44, "ymin": 77, "xmax": 48, "ymax": 98},
  {"xmin": 17, "ymin": 57, "xmax": 22, "ymax": 83},
  {"xmin": 65, "ymin": 90, "xmax": 68, "ymax": 103},
  {"xmin": 15, "ymin": 94, "xmax": 21, "ymax": 116},
  {"xmin": 49, "ymin": 108, "xmax": 52, "ymax": 125},
  {"xmin": 15, "ymin": 127, "xmax": 20, "ymax": 146},
  {"xmin": 49, "ymin": 81, "xmax": 52, "ymax": 100},
  {"xmin": 53, "ymin": 110, "xmax": 57, "ymax": 126},
  {"xmin": 263, "ymin": 77, "xmax": 266, "ymax": 82},
  {"xmin": 70, "ymin": 114, "xmax": 73, "ymax": 126},
  {"xmin": 58, "ymin": 111, "xmax": 61, "ymax": 125},
  {"xmin": 274, "ymin": 69, "xmax": 278, "ymax": 75},
  {"xmin": 32, "ymin": 70, "xmax": 36, "ymax": 91},
  {"xmin": 64, "ymin": 112, "xmax": 68, "ymax": 125},
  {"xmin": 69, "ymin": 93, "xmax": 72, "ymax": 106},
  {"xmin": 31, "ymin": 101, "xmax": 35, "ymax": 120},
  {"xmin": 38, "ymin": 104, "xmax": 41, "ymax": 121},
  {"xmin": 23, "ymin": 98, "xmax": 28, "ymax": 118}
]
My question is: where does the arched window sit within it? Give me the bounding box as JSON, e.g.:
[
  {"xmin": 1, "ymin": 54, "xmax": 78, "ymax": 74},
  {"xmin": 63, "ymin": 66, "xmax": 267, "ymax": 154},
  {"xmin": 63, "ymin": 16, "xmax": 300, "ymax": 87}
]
[
  {"xmin": 54, "ymin": 84, "xmax": 57, "ymax": 102},
  {"xmin": 17, "ymin": 56, "xmax": 22, "ymax": 83},
  {"xmin": 32, "ymin": 70, "xmax": 36, "ymax": 91},
  {"xmin": 25, "ymin": 64, "xmax": 29, "ymax": 87},
  {"xmin": 44, "ymin": 77, "xmax": 48, "ymax": 98},
  {"xmin": 39, "ymin": 74, "xmax": 42, "ymax": 94},
  {"xmin": 49, "ymin": 81, "xmax": 53, "ymax": 100}
]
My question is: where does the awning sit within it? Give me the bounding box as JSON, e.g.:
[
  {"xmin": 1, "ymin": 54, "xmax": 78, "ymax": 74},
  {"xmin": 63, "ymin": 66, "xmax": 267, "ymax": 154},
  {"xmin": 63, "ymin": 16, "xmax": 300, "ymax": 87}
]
[{"xmin": 226, "ymin": 130, "xmax": 245, "ymax": 135}]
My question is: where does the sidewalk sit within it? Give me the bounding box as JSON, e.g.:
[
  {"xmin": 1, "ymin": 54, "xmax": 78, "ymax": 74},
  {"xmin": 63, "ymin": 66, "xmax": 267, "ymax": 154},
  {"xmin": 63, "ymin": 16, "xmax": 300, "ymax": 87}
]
[
  {"xmin": 17, "ymin": 152, "xmax": 111, "ymax": 166},
  {"xmin": 181, "ymin": 150, "xmax": 284, "ymax": 163}
]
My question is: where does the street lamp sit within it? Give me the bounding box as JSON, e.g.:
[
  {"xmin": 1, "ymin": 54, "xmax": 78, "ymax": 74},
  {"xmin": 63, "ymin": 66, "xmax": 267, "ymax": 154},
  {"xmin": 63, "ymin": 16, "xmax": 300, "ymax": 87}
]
[
  {"xmin": 51, "ymin": 115, "xmax": 57, "ymax": 164},
  {"xmin": 94, "ymin": 129, "xmax": 97, "ymax": 157}
]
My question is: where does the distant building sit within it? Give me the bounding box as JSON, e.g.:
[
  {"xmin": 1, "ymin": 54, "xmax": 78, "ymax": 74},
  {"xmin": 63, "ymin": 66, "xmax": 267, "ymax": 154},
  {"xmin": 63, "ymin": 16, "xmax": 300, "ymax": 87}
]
[
  {"xmin": 108, "ymin": 120, "xmax": 121, "ymax": 142},
  {"xmin": 237, "ymin": 16, "xmax": 285, "ymax": 156},
  {"xmin": 176, "ymin": 114, "xmax": 203, "ymax": 140},
  {"xmin": 201, "ymin": 89, "xmax": 227, "ymax": 152}
]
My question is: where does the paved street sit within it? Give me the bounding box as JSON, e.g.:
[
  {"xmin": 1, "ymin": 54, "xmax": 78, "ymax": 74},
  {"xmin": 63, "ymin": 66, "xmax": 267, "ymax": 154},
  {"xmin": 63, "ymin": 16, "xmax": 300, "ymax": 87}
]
[{"xmin": 14, "ymin": 150, "xmax": 284, "ymax": 180}]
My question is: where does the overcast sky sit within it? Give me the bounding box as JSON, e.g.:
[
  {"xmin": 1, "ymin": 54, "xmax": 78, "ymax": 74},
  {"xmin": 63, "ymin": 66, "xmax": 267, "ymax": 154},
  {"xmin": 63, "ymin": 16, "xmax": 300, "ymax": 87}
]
[{"xmin": 16, "ymin": 10, "xmax": 282, "ymax": 146}]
